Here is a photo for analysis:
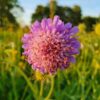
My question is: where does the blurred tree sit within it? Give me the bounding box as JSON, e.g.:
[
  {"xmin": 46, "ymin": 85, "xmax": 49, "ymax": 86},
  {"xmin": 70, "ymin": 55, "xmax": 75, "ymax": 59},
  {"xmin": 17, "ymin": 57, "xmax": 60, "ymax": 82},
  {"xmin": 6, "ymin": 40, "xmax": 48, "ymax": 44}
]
[
  {"xmin": 82, "ymin": 16, "xmax": 98, "ymax": 31},
  {"xmin": 0, "ymin": 0, "xmax": 23, "ymax": 28},
  {"xmin": 55, "ymin": 5, "xmax": 82, "ymax": 25},
  {"xmin": 31, "ymin": 5, "xmax": 49, "ymax": 22},
  {"xmin": 31, "ymin": 1, "xmax": 82, "ymax": 25},
  {"xmin": 72, "ymin": 5, "xmax": 82, "ymax": 25}
]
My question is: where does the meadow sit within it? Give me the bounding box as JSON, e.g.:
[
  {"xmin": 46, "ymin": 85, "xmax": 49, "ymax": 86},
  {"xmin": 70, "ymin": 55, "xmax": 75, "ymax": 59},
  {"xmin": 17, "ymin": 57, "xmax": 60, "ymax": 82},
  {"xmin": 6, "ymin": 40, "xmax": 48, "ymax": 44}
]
[{"xmin": 0, "ymin": 23, "xmax": 100, "ymax": 100}]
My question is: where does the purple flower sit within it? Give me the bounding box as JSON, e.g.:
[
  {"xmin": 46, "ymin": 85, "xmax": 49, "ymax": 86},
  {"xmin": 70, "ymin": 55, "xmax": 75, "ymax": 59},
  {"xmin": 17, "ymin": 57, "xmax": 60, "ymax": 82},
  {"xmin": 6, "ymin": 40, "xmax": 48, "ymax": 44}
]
[{"xmin": 22, "ymin": 15, "xmax": 80, "ymax": 74}]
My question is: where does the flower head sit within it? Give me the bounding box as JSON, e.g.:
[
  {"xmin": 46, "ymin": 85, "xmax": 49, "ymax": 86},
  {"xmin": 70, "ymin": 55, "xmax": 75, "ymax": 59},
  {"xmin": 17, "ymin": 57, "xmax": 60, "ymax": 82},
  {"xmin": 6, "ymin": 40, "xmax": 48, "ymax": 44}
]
[
  {"xmin": 22, "ymin": 15, "xmax": 80, "ymax": 74},
  {"xmin": 95, "ymin": 23, "xmax": 100, "ymax": 35}
]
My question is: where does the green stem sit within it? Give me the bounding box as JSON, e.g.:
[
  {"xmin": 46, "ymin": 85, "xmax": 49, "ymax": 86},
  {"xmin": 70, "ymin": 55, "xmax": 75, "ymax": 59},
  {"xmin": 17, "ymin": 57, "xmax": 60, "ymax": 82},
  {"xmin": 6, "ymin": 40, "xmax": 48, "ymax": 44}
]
[
  {"xmin": 45, "ymin": 76, "xmax": 54, "ymax": 100},
  {"xmin": 21, "ymin": 85, "xmax": 28, "ymax": 100},
  {"xmin": 11, "ymin": 72, "xmax": 18, "ymax": 100},
  {"xmin": 40, "ymin": 81, "xmax": 44, "ymax": 97},
  {"xmin": 50, "ymin": 0, "xmax": 55, "ymax": 18},
  {"xmin": 16, "ymin": 67, "xmax": 36, "ymax": 97}
]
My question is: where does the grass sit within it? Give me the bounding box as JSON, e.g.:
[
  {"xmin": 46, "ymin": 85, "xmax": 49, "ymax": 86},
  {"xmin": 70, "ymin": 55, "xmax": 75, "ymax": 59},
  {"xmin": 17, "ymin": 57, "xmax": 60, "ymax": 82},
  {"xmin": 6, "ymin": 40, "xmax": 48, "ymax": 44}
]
[{"xmin": 0, "ymin": 29, "xmax": 100, "ymax": 100}]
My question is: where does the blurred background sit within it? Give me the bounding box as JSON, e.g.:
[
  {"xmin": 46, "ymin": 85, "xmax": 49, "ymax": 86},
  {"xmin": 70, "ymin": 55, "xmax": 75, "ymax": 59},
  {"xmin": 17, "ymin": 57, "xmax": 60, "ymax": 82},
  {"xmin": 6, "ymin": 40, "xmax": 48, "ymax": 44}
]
[{"xmin": 0, "ymin": 0, "xmax": 100, "ymax": 100}]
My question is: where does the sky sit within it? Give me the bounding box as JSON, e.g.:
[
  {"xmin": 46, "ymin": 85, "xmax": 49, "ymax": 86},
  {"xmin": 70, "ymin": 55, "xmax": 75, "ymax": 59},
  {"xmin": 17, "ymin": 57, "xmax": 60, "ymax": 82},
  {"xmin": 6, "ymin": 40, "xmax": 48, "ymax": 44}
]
[{"xmin": 18, "ymin": 0, "xmax": 100, "ymax": 25}]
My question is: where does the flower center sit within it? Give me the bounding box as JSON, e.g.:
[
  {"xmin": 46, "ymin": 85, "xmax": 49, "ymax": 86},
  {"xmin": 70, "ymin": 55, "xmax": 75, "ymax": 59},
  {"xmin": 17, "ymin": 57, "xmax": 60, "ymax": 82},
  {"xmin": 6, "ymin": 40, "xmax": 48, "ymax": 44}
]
[{"xmin": 41, "ymin": 41, "xmax": 61, "ymax": 55}]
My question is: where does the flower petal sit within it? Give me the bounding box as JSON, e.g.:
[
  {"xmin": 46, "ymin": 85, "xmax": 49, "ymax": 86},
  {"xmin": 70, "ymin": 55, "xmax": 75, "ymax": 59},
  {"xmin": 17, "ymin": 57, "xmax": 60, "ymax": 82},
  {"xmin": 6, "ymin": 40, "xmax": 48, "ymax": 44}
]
[{"xmin": 70, "ymin": 26, "xmax": 79, "ymax": 35}]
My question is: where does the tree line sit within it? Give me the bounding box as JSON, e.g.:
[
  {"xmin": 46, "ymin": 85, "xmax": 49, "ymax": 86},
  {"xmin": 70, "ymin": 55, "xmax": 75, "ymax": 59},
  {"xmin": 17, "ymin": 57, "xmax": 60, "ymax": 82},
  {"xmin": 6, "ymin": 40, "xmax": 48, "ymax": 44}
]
[{"xmin": 0, "ymin": 0, "xmax": 100, "ymax": 31}]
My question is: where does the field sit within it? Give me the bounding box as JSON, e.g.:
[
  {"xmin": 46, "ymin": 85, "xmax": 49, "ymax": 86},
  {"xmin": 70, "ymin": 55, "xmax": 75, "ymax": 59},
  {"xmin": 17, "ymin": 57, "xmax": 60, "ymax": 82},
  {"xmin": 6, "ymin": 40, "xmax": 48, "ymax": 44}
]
[{"xmin": 0, "ymin": 27, "xmax": 100, "ymax": 100}]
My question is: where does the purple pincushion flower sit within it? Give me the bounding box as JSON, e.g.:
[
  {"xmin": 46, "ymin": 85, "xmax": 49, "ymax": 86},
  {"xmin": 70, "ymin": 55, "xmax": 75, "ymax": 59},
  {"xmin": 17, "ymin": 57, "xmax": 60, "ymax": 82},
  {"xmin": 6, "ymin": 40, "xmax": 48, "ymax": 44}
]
[{"xmin": 22, "ymin": 15, "xmax": 80, "ymax": 74}]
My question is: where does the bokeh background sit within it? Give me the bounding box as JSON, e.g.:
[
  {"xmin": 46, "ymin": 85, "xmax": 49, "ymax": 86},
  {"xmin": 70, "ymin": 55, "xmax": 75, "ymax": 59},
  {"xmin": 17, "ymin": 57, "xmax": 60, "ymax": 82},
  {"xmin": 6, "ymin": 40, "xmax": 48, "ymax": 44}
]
[{"xmin": 0, "ymin": 0, "xmax": 100, "ymax": 100}]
